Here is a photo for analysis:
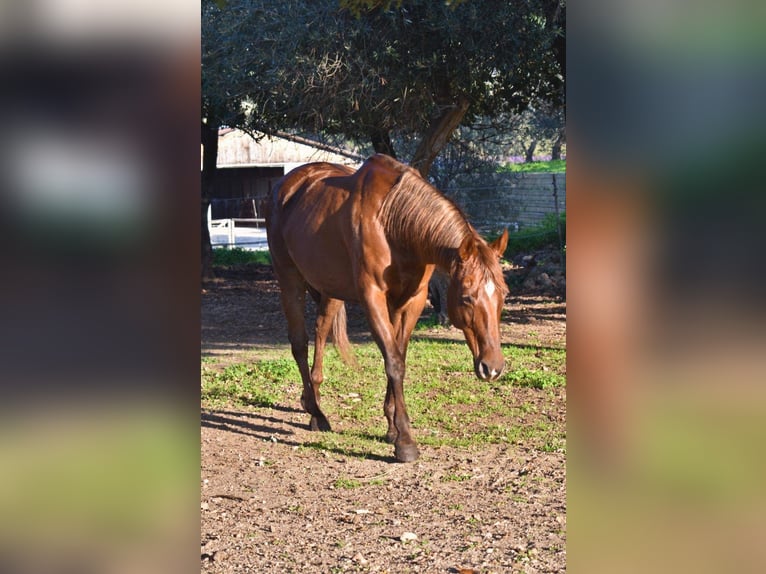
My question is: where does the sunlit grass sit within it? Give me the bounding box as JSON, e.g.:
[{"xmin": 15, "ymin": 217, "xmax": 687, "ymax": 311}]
[
  {"xmin": 202, "ymin": 339, "xmax": 565, "ymax": 454},
  {"xmin": 499, "ymin": 159, "xmax": 566, "ymax": 173}
]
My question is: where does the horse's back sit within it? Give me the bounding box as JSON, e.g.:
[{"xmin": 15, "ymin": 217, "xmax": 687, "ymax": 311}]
[
  {"xmin": 266, "ymin": 155, "xmax": 424, "ymax": 302},
  {"xmin": 273, "ymin": 162, "xmax": 355, "ymax": 208},
  {"xmin": 270, "ymin": 155, "xmax": 409, "ymax": 222}
]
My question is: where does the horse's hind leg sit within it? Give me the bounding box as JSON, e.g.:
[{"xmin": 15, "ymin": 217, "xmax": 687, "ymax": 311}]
[{"xmin": 277, "ymin": 269, "xmax": 331, "ymax": 432}]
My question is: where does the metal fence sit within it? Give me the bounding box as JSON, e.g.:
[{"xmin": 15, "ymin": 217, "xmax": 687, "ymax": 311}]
[
  {"xmin": 207, "ymin": 201, "xmax": 268, "ymax": 250},
  {"xmin": 208, "ymin": 197, "xmax": 266, "ymax": 221}
]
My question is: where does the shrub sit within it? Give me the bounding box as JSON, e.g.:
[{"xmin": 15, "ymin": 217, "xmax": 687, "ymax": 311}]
[
  {"xmin": 212, "ymin": 247, "xmax": 271, "ymax": 266},
  {"xmin": 487, "ymin": 212, "xmax": 566, "ymax": 259}
]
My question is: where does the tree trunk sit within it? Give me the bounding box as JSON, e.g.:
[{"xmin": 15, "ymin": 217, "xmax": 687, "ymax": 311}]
[
  {"xmin": 370, "ymin": 127, "xmax": 396, "ymax": 158},
  {"xmin": 551, "ymin": 128, "xmax": 565, "ymax": 161},
  {"xmin": 411, "ymin": 96, "xmax": 469, "ymax": 178},
  {"xmin": 525, "ymin": 138, "xmax": 538, "ymax": 163},
  {"xmin": 201, "ymin": 121, "xmax": 219, "ymax": 280}
]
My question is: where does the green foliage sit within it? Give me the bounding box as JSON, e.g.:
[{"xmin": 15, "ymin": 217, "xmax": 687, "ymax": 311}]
[
  {"xmin": 414, "ymin": 314, "xmax": 442, "ymax": 331},
  {"xmin": 338, "ymin": 0, "xmax": 400, "ymax": 15},
  {"xmin": 212, "ymin": 248, "xmax": 272, "ymax": 267},
  {"xmin": 504, "ymin": 212, "xmax": 566, "ymax": 257},
  {"xmin": 340, "ymin": 0, "xmax": 471, "ymax": 17},
  {"xmin": 500, "ymin": 159, "xmax": 566, "ymax": 173},
  {"xmin": 202, "ymin": 0, "xmax": 564, "ymax": 156}
]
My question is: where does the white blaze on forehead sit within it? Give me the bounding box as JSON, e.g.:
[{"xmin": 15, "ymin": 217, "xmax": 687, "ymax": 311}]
[{"xmin": 485, "ymin": 280, "xmax": 496, "ymax": 297}]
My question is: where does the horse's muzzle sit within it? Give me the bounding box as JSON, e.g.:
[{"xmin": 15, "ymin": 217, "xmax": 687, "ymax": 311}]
[{"xmin": 475, "ymin": 358, "xmax": 504, "ymax": 381}]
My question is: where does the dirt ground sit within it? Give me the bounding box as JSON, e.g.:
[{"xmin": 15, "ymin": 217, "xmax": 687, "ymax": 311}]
[{"xmin": 201, "ymin": 259, "xmax": 566, "ymax": 573}]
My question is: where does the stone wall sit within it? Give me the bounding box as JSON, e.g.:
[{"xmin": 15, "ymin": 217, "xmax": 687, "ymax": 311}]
[{"xmin": 444, "ymin": 172, "xmax": 565, "ymax": 233}]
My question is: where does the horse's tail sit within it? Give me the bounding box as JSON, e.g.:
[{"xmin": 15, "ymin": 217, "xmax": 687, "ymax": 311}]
[{"xmin": 332, "ymin": 303, "xmax": 356, "ymax": 366}]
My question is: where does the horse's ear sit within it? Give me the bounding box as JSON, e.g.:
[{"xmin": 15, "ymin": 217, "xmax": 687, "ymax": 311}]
[
  {"xmin": 489, "ymin": 229, "xmax": 509, "ymax": 258},
  {"xmin": 458, "ymin": 235, "xmax": 476, "ymax": 261}
]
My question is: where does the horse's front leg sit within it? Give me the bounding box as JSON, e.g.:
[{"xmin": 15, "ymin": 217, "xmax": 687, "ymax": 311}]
[
  {"xmin": 384, "ymin": 286, "xmax": 430, "ymax": 445},
  {"xmin": 363, "ymin": 288, "xmax": 420, "ymax": 463}
]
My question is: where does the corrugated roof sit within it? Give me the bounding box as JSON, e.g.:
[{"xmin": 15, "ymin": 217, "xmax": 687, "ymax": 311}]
[{"xmin": 214, "ymin": 129, "xmax": 363, "ymax": 168}]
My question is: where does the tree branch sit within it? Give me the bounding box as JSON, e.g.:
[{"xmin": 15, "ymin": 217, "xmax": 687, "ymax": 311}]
[{"xmin": 411, "ymin": 96, "xmax": 470, "ymax": 178}]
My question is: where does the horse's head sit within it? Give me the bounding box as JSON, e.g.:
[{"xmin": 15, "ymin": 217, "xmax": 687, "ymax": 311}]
[{"xmin": 447, "ymin": 229, "xmax": 509, "ymax": 381}]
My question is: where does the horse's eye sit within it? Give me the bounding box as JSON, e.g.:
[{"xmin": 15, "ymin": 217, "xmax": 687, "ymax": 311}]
[{"xmin": 461, "ymin": 295, "xmax": 475, "ymax": 305}]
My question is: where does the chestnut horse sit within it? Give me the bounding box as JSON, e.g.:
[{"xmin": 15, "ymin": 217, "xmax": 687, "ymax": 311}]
[{"xmin": 264, "ymin": 154, "xmax": 508, "ymax": 462}]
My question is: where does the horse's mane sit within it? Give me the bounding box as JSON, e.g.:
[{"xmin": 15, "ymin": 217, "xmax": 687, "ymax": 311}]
[
  {"xmin": 379, "ymin": 167, "xmax": 471, "ymax": 260},
  {"xmin": 379, "ymin": 167, "xmax": 507, "ymax": 295}
]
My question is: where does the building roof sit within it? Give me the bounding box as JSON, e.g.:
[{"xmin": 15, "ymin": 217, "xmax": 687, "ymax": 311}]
[{"xmin": 214, "ymin": 129, "xmax": 364, "ymax": 169}]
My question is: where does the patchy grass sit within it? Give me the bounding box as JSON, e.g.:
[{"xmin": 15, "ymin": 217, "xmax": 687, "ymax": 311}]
[
  {"xmin": 441, "ymin": 472, "xmax": 473, "ymax": 482},
  {"xmin": 505, "ymin": 366, "xmax": 566, "ymax": 390},
  {"xmin": 332, "ymin": 477, "xmax": 365, "ymax": 489},
  {"xmin": 201, "ymin": 338, "xmax": 565, "ymax": 455},
  {"xmin": 201, "ymin": 359, "xmax": 297, "ymax": 408}
]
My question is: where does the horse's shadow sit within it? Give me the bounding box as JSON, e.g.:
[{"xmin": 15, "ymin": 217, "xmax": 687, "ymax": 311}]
[
  {"xmin": 201, "ymin": 409, "xmax": 301, "ymax": 439},
  {"xmin": 201, "ymin": 409, "xmax": 396, "ymax": 463}
]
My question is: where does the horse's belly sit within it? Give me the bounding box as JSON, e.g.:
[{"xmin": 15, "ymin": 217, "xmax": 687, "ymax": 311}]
[
  {"xmin": 297, "ymin": 254, "xmax": 359, "ymax": 302},
  {"xmin": 283, "ymin": 225, "xmax": 359, "ymax": 302}
]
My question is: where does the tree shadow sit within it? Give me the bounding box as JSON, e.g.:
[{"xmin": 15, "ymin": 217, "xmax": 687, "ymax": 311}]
[{"xmin": 410, "ymin": 332, "xmax": 564, "ymax": 352}]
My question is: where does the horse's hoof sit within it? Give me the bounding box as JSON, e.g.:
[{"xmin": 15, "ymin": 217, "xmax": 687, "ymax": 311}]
[
  {"xmin": 394, "ymin": 442, "xmax": 420, "ymax": 463},
  {"xmin": 310, "ymin": 416, "xmax": 332, "ymax": 432},
  {"xmin": 385, "ymin": 430, "xmax": 398, "ymax": 444}
]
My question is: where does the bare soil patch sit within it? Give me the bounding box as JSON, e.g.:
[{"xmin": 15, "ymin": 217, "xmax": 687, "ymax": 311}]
[{"xmin": 201, "ymin": 259, "xmax": 566, "ymax": 573}]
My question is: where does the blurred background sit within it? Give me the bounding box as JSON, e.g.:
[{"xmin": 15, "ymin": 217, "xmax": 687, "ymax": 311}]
[
  {"xmin": 568, "ymin": 1, "xmax": 766, "ymax": 572},
  {"xmin": 0, "ymin": 1, "xmax": 199, "ymax": 573}
]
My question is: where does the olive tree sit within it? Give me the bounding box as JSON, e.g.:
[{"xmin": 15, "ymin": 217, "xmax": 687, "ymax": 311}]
[{"xmin": 203, "ymin": 0, "xmax": 565, "ymax": 177}]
